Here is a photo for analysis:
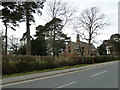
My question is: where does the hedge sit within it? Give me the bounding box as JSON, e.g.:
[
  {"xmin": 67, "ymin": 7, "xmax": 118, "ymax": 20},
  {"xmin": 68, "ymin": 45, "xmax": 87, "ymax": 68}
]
[{"xmin": 2, "ymin": 55, "xmax": 120, "ymax": 75}]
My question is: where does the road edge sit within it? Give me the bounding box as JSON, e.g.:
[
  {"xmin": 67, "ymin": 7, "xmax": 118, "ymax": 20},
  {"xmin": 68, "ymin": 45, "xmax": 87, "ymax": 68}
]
[{"xmin": 2, "ymin": 61, "xmax": 118, "ymax": 85}]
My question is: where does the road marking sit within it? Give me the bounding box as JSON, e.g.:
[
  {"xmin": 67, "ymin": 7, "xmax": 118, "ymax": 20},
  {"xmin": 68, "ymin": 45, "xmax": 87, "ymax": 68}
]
[
  {"xmin": 57, "ymin": 81, "xmax": 77, "ymax": 88},
  {"xmin": 2, "ymin": 68, "xmax": 92, "ymax": 87},
  {"xmin": 91, "ymin": 70, "xmax": 108, "ymax": 77}
]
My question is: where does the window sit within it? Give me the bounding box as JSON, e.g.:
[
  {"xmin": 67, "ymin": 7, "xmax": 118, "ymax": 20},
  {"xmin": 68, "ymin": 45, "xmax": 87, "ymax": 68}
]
[
  {"xmin": 68, "ymin": 46, "xmax": 71, "ymax": 53},
  {"xmin": 81, "ymin": 47, "xmax": 84, "ymax": 55}
]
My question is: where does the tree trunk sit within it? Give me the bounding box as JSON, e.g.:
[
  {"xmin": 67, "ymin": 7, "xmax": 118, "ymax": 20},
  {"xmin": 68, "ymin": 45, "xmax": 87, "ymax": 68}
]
[
  {"xmin": 88, "ymin": 43, "xmax": 91, "ymax": 56},
  {"xmin": 53, "ymin": 22, "xmax": 56, "ymax": 57},
  {"xmin": 53, "ymin": 28, "xmax": 56, "ymax": 57},
  {"xmin": 5, "ymin": 22, "xmax": 7, "ymax": 55},
  {"xmin": 26, "ymin": 5, "xmax": 31, "ymax": 55},
  {"xmin": 48, "ymin": 31, "xmax": 52, "ymax": 56},
  {"xmin": 88, "ymin": 32, "xmax": 92, "ymax": 56}
]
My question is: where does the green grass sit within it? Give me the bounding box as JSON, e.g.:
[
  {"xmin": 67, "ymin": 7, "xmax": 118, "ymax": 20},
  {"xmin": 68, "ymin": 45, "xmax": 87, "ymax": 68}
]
[{"xmin": 2, "ymin": 60, "xmax": 119, "ymax": 78}]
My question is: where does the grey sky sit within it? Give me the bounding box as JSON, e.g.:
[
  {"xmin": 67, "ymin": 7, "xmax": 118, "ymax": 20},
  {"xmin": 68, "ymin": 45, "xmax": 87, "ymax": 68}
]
[{"xmin": 0, "ymin": 0, "xmax": 119, "ymax": 47}]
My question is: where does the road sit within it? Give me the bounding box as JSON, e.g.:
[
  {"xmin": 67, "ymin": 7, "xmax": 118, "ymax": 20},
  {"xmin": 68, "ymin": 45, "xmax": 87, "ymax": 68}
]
[{"xmin": 2, "ymin": 61, "xmax": 118, "ymax": 89}]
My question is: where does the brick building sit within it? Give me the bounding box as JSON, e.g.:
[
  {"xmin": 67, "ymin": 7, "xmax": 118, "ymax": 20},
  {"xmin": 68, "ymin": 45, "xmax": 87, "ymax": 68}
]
[{"xmin": 64, "ymin": 34, "xmax": 97, "ymax": 57}]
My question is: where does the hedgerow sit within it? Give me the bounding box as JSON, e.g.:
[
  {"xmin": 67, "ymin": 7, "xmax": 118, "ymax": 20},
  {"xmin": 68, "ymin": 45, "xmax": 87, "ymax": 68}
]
[{"xmin": 2, "ymin": 55, "xmax": 120, "ymax": 75}]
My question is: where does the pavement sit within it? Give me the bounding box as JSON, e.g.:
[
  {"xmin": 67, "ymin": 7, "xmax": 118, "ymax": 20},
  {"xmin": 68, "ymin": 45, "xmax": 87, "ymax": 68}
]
[{"xmin": 2, "ymin": 61, "xmax": 118, "ymax": 86}]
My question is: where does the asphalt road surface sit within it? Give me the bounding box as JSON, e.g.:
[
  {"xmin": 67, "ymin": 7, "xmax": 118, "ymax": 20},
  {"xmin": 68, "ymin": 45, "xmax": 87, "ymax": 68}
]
[{"xmin": 2, "ymin": 61, "xmax": 118, "ymax": 89}]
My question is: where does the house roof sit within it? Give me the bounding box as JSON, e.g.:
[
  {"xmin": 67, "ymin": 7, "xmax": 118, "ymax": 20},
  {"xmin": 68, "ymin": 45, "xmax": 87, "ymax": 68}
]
[{"xmin": 70, "ymin": 41, "xmax": 96, "ymax": 50}]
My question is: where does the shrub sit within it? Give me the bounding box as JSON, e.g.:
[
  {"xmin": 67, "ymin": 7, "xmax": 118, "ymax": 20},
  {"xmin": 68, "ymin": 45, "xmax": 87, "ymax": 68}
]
[
  {"xmin": 94, "ymin": 55, "xmax": 120, "ymax": 63},
  {"xmin": 2, "ymin": 60, "xmax": 18, "ymax": 75},
  {"xmin": 54, "ymin": 57, "xmax": 71, "ymax": 68},
  {"xmin": 2, "ymin": 55, "xmax": 120, "ymax": 75}
]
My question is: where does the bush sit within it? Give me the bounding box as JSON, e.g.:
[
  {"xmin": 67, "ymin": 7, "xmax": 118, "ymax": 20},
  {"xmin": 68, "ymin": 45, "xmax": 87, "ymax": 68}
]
[
  {"xmin": 2, "ymin": 55, "xmax": 120, "ymax": 75},
  {"xmin": 2, "ymin": 59, "xmax": 18, "ymax": 75},
  {"xmin": 94, "ymin": 55, "xmax": 120, "ymax": 63},
  {"xmin": 2, "ymin": 55, "xmax": 55, "ymax": 75},
  {"xmin": 54, "ymin": 57, "xmax": 72, "ymax": 68}
]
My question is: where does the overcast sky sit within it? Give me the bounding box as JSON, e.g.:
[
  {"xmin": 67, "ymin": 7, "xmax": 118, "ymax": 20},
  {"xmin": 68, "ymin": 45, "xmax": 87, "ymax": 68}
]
[{"xmin": 0, "ymin": 0, "xmax": 119, "ymax": 47}]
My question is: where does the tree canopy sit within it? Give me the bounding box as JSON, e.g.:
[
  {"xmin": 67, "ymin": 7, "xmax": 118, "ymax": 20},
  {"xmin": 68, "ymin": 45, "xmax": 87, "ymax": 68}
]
[
  {"xmin": 1, "ymin": 2, "xmax": 22, "ymax": 54},
  {"xmin": 17, "ymin": 0, "xmax": 45, "ymax": 55},
  {"xmin": 76, "ymin": 7, "xmax": 109, "ymax": 56},
  {"xmin": 98, "ymin": 34, "xmax": 120, "ymax": 55}
]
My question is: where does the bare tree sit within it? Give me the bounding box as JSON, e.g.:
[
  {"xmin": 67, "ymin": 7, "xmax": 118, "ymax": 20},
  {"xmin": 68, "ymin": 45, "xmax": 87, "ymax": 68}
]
[
  {"xmin": 46, "ymin": 0, "xmax": 77, "ymax": 56},
  {"xmin": 76, "ymin": 7, "xmax": 109, "ymax": 55},
  {"xmin": 8, "ymin": 35, "xmax": 20, "ymax": 54},
  {"xmin": 46, "ymin": 0, "xmax": 77, "ymax": 26}
]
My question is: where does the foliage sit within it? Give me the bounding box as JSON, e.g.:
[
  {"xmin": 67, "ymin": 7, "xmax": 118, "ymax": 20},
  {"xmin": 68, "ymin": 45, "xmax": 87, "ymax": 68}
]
[
  {"xmin": 1, "ymin": 2, "xmax": 22, "ymax": 26},
  {"xmin": 1, "ymin": 1, "xmax": 45, "ymax": 55},
  {"xmin": 31, "ymin": 25, "xmax": 47, "ymax": 56},
  {"xmin": 17, "ymin": 46, "xmax": 26, "ymax": 55},
  {"xmin": 17, "ymin": 1, "xmax": 45, "ymax": 55},
  {"xmin": 110, "ymin": 34, "xmax": 120, "ymax": 55},
  {"xmin": 97, "ymin": 40, "xmax": 108, "ymax": 55},
  {"xmin": 45, "ymin": 18, "xmax": 70, "ymax": 56},
  {"xmin": 31, "ymin": 38, "xmax": 47, "ymax": 56},
  {"xmin": 98, "ymin": 34, "xmax": 120, "ymax": 55},
  {"xmin": 1, "ymin": 2, "xmax": 22, "ymax": 55},
  {"xmin": 2, "ymin": 55, "xmax": 120, "ymax": 75},
  {"xmin": 45, "ymin": 0, "xmax": 77, "ymax": 56},
  {"xmin": 17, "ymin": 18, "xmax": 70, "ymax": 56}
]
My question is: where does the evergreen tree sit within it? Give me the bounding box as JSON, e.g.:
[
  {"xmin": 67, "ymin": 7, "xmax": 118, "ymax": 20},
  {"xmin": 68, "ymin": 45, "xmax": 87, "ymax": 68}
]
[
  {"xmin": 17, "ymin": 0, "xmax": 45, "ymax": 55},
  {"xmin": 45, "ymin": 18, "xmax": 70, "ymax": 56},
  {"xmin": 98, "ymin": 34, "xmax": 120, "ymax": 55},
  {"xmin": 32, "ymin": 25, "xmax": 47, "ymax": 56},
  {"xmin": 1, "ymin": 2, "xmax": 22, "ymax": 54}
]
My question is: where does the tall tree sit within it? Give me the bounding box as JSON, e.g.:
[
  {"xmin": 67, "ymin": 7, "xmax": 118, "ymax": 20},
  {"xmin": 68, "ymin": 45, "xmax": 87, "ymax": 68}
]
[
  {"xmin": 98, "ymin": 34, "xmax": 120, "ymax": 55},
  {"xmin": 46, "ymin": 0, "xmax": 77, "ymax": 56},
  {"xmin": 45, "ymin": 18, "xmax": 70, "ymax": 56},
  {"xmin": 18, "ymin": 0, "xmax": 45, "ymax": 55},
  {"xmin": 17, "ymin": 45, "xmax": 26, "ymax": 55},
  {"xmin": 32, "ymin": 25, "xmax": 47, "ymax": 56},
  {"xmin": 1, "ymin": 2, "xmax": 22, "ymax": 54},
  {"xmin": 76, "ymin": 7, "xmax": 108, "ymax": 55},
  {"xmin": 97, "ymin": 40, "xmax": 108, "ymax": 55},
  {"xmin": 110, "ymin": 34, "xmax": 120, "ymax": 55},
  {"xmin": 45, "ymin": 18, "xmax": 63, "ymax": 56},
  {"xmin": 110, "ymin": 34, "xmax": 120, "ymax": 42},
  {"xmin": 46, "ymin": 0, "xmax": 77, "ymax": 26}
]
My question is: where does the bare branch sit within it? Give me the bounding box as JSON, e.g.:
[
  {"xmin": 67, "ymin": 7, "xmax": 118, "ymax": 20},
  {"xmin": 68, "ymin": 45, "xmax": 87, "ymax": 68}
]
[
  {"xmin": 46, "ymin": 0, "xmax": 78, "ymax": 27},
  {"xmin": 76, "ymin": 7, "xmax": 109, "ymax": 45}
]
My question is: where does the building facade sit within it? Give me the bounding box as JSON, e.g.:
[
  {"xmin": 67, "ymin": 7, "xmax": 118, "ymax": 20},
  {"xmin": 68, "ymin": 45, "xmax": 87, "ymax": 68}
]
[{"xmin": 64, "ymin": 34, "xmax": 97, "ymax": 57}]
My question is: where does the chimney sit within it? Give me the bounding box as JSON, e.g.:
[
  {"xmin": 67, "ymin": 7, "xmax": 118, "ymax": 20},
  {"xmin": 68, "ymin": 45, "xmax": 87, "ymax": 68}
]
[{"xmin": 76, "ymin": 34, "xmax": 80, "ymax": 43}]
